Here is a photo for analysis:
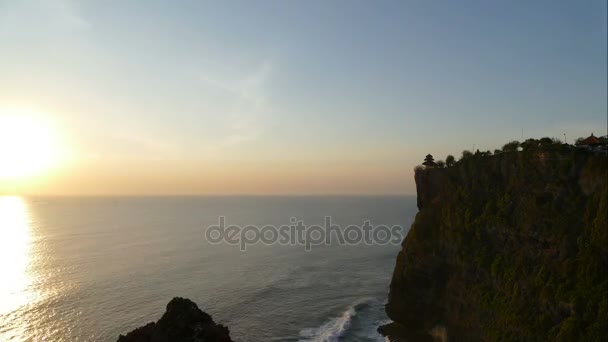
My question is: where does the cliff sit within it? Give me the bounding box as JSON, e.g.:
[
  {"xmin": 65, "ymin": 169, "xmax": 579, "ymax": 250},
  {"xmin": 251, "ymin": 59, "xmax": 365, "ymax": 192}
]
[
  {"xmin": 117, "ymin": 297, "xmax": 233, "ymax": 342},
  {"xmin": 384, "ymin": 147, "xmax": 608, "ymax": 341}
]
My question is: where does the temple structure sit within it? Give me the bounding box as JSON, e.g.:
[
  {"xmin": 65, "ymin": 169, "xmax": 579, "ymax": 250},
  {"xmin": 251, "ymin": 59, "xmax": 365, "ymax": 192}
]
[{"xmin": 422, "ymin": 154, "xmax": 437, "ymax": 167}]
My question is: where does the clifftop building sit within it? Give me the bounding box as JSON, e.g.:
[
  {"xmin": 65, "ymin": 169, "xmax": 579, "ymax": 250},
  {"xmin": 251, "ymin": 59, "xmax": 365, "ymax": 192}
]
[{"xmin": 422, "ymin": 154, "xmax": 437, "ymax": 167}]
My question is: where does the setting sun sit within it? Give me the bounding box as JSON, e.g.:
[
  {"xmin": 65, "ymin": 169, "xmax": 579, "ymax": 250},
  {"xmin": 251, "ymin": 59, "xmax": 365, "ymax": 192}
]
[{"xmin": 0, "ymin": 110, "xmax": 62, "ymax": 179}]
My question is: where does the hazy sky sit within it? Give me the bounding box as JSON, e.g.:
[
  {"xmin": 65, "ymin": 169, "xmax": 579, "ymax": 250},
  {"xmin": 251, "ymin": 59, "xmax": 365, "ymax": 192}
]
[{"xmin": 0, "ymin": 0, "xmax": 606, "ymax": 195}]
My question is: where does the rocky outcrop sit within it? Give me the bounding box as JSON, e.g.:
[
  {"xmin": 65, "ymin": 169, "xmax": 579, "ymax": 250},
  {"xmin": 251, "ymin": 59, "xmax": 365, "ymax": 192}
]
[
  {"xmin": 384, "ymin": 148, "xmax": 608, "ymax": 341},
  {"xmin": 117, "ymin": 297, "xmax": 233, "ymax": 342},
  {"xmin": 414, "ymin": 166, "xmax": 447, "ymax": 210}
]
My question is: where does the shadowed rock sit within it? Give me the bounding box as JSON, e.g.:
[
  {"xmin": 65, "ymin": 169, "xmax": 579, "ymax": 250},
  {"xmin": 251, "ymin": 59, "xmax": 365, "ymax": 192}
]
[{"xmin": 117, "ymin": 297, "xmax": 233, "ymax": 342}]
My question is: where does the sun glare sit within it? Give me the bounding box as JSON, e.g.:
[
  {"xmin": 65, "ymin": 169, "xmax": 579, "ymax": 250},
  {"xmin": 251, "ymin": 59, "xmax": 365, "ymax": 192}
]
[
  {"xmin": 0, "ymin": 196, "xmax": 35, "ymax": 317},
  {"xmin": 0, "ymin": 110, "xmax": 63, "ymax": 179}
]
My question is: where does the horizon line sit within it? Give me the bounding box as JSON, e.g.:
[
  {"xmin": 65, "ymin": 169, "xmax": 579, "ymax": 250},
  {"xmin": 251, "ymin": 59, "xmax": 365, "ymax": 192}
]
[{"xmin": 1, "ymin": 193, "xmax": 416, "ymax": 198}]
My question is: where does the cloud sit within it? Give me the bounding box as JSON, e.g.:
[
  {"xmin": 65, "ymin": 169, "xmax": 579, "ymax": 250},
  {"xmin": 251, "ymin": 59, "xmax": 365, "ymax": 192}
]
[
  {"xmin": 199, "ymin": 60, "xmax": 274, "ymax": 150},
  {"xmin": 0, "ymin": 1, "xmax": 275, "ymax": 162}
]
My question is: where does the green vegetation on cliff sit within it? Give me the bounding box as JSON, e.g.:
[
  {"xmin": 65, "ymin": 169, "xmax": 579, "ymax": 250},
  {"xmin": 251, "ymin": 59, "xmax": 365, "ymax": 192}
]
[{"xmin": 386, "ymin": 141, "xmax": 607, "ymax": 341}]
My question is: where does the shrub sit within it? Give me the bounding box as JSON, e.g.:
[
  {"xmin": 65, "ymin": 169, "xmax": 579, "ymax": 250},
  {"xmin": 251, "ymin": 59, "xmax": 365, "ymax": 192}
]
[
  {"xmin": 521, "ymin": 138, "xmax": 540, "ymax": 151},
  {"xmin": 539, "ymin": 137, "xmax": 554, "ymax": 146},
  {"xmin": 502, "ymin": 141, "xmax": 520, "ymax": 152},
  {"xmin": 461, "ymin": 150, "xmax": 473, "ymax": 160},
  {"xmin": 446, "ymin": 155, "xmax": 456, "ymax": 167}
]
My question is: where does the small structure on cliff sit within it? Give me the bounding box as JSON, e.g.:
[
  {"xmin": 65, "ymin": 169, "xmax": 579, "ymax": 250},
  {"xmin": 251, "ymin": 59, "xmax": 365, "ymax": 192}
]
[
  {"xmin": 422, "ymin": 154, "xmax": 437, "ymax": 168},
  {"xmin": 576, "ymin": 133, "xmax": 601, "ymax": 149},
  {"xmin": 576, "ymin": 133, "xmax": 608, "ymax": 154}
]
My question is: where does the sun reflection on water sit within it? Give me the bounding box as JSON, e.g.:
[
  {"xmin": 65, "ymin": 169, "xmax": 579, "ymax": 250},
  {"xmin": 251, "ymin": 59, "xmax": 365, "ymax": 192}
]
[{"xmin": 0, "ymin": 196, "xmax": 34, "ymax": 316}]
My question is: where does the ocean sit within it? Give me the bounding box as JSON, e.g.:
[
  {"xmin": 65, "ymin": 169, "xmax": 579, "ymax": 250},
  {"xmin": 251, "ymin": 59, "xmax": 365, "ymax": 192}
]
[{"xmin": 0, "ymin": 195, "xmax": 417, "ymax": 341}]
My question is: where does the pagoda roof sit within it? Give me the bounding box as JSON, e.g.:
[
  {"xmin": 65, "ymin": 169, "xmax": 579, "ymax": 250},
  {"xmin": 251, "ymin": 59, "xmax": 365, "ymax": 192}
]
[{"xmin": 577, "ymin": 134, "xmax": 601, "ymax": 146}]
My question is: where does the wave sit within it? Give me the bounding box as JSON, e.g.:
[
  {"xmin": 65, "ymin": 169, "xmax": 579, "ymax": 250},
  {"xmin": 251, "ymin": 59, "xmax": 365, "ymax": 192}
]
[{"xmin": 298, "ymin": 299, "xmax": 370, "ymax": 342}]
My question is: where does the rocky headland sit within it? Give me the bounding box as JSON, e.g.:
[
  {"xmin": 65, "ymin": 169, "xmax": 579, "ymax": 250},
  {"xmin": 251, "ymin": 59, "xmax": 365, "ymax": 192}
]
[
  {"xmin": 117, "ymin": 297, "xmax": 233, "ymax": 342},
  {"xmin": 382, "ymin": 141, "xmax": 607, "ymax": 341}
]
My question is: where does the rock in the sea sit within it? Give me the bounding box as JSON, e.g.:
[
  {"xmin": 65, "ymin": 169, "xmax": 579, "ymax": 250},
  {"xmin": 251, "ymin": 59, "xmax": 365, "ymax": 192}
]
[{"xmin": 117, "ymin": 297, "xmax": 233, "ymax": 342}]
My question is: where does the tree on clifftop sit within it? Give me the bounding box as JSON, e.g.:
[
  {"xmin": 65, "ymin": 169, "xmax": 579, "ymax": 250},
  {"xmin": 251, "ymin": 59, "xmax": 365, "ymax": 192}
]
[
  {"xmin": 446, "ymin": 155, "xmax": 455, "ymax": 167},
  {"xmin": 502, "ymin": 140, "xmax": 520, "ymax": 152},
  {"xmin": 461, "ymin": 150, "xmax": 474, "ymax": 160}
]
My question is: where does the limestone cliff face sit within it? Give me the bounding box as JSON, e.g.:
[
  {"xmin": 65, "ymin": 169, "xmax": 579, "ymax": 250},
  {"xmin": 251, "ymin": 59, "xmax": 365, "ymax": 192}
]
[
  {"xmin": 385, "ymin": 149, "xmax": 608, "ymax": 341},
  {"xmin": 414, "ymin": 167, "xmax": 447, "ymax": 210}
]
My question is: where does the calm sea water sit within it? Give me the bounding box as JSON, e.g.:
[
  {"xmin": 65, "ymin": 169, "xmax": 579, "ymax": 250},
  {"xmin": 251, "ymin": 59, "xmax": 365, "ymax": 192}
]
[{"xmin": 0, "ymin": 196, "xmax": 417, "ymax": 341}]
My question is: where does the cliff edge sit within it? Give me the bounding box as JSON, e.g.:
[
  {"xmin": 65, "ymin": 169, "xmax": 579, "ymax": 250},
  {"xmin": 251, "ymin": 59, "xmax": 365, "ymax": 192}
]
[{"xmin": 384, "ymin": 147, "xmax": 607, "ymax": 341}]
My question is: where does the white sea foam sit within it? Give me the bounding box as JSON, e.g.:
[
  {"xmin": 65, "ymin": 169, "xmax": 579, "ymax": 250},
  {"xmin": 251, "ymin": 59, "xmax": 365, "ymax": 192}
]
[
  {"xmin": 369, "ymin": 319, "xmax": 392, "ymax": 341},
  {"xmin": 298, "ymin": 299, "xmax": 371, "ymax": 342}
]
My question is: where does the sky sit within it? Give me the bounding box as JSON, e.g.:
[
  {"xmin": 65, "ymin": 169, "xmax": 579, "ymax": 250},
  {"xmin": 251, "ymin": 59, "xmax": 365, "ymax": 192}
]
[{"xmin": 0, "ymin": 0, "xmax": 606, "ymax": 195}]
